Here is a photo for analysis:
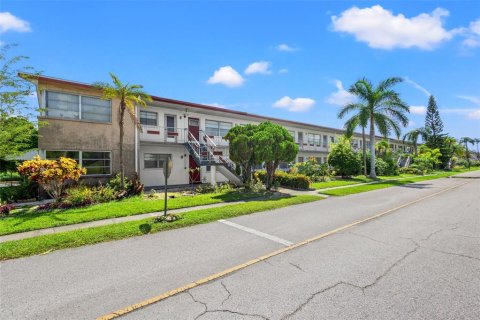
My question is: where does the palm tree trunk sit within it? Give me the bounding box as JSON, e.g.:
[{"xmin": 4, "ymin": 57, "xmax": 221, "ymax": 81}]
[
  {"xmin": 369, "ymin": 117, "xmax": 376, "ymax": 179},
  {"xmin": 119, "ymin": 102, "xmax": 126, "ymax": 189},
  {"xmin": 362, "ymin": 127, "xmax": 367, "ymax": 176},
  {"xmin": 414, "ymin": 141, "xmax": 418, "ymax": 156}
]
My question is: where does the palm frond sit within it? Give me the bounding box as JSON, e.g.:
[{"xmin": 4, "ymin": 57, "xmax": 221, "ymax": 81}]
[{"xmin": 378, "ymin": 77, "xmax": 403, "ymax": 92}]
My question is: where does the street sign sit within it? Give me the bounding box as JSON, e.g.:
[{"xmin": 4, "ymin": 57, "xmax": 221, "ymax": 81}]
[{"xmin": 164, "ymin": 157, "xmax": 173, "ymax": 179}]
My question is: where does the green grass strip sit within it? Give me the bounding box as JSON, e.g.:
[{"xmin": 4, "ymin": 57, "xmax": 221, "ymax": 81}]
[
  {"xmin": 311, "ymin": 174, "xmax": 417, "ymax": 190},
  {"xmin": 319, "ymin": 170, "xmax": 475, "ymax": 196},
  {"xmin": 0, "ymin": 191, "xmax": 266, "ymax": 236},
  {"xmin": 0, "ymin": 195, "xmax": 322, "ymax": 260}
]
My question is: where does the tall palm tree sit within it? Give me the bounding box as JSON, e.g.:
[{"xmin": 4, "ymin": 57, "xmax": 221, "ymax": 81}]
[
  {"xmin": 339, "ymin": 77, "xmax": 409, "ymax": 178},
  {"xmin": 95, "ymin": 73, "xmax": 152, "ymax": 188},
  {"xmin": 342, "ymin": 111, "xmax": 368, "ymax": 176},
  {"xmin": 402, "ymin": 127, "xmax": 429, "ymax": 156},
  {"xmin": 459, "ymin": 137, "xmax": 475, "ymax": 168},
  {"xmin": 474, "ymin": 138, "xmax": 480, "ymax": 159}
]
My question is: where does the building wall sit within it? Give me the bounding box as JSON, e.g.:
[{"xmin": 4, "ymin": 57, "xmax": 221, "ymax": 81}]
[{"xmin": 37, "ymin": 82, "xmax": 136, "ymax": 178}]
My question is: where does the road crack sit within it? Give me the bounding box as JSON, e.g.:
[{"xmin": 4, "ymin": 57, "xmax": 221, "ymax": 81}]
[
  {"xmin": 289, "ymin": 262, "xmax": 306, "ymax": 273},
  {"xmin": 220, "ymin": 281, "xmax": 232, "ymax": 306},
  {"xmin": 186, "ymin": 290, "xmax": 208, "ymax": 320},
  {"xmin": 200, "ymin": 309, "xmax": 270, "ymax": 319},
  {"xmin": 281, "ymin": 245, "xmax": 419, "ymax": 319}
]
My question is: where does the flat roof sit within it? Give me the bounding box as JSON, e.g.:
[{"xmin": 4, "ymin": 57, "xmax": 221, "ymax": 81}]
[{"xmin": 22, "ymin": 73, "xmax": 403, "ymax": 141}]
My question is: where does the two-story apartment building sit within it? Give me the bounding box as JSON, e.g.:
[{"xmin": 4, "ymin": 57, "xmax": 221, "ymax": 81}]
[{"xmin": 27, "ymin": 74, "xmax": 412, "ymax": 188}]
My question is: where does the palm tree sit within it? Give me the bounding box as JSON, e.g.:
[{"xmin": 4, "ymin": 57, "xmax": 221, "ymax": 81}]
[
  {"xmin": 402, "ymin": 127, "xmax": 429, "ymax": 156},
  {"xmin": 339, "ymin": 77, "xmax": 409, "ymax": 178},
  {"xmin": 375, "ymin": 139, "xmax": 390, "ymax": 158},
  {"xmin": 474, "ymin": 138, "xmax": 480, "ymax": 159},
  {"xmin": 95, "ymin": 73, "xmax": 152, "ymax": 188},
  {"xmin": 459, "ymin": 137, "xmax": 475, "ymax": 168},
  {"xmin": 342, "ymin": 111, "xmax": 368, "ymax": 176}
]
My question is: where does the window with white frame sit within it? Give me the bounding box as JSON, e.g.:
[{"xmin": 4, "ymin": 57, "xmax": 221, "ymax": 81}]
[
  {"xmin": 46, "ymin": 150, "xmax": 80, "ymax": 161},
  {"xmin": 45, "ymin": 150, "xmax": 111, "ymax": 175},
  {"xmin": 140, "ymin": 111, "xmax": 158, "ymax": 126},
  {"xmin": 205, "ymin": 120, "xmax": 232, "ymax": 137},
  {"xmin": 144, "ymin": 154, "xmax": 170, "ymax": 169},
  {"xmin": 323, "ymin": 135, "xmax": 328, "ymax": 147},
  {"xmin": 45, "ymin": 91, "xmax": 111, "ymax": 122},
  {"xmin": 82, "ymin": 152, "xmax": 111, "ymax": 175},
  {"xmin": 307, "ymin": 133, "xmax": 321, "ymax": 146}
]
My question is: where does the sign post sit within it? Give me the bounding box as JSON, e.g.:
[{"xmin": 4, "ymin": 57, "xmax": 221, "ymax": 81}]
[{"xmin": 163, "ymin": 157, "xmax": 173, "ymax": 216}]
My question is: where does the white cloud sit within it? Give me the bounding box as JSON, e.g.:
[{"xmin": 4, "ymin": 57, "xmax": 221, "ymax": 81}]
[
  {"xmin": 0, "ymin": 12, "xmax": 31, "ymax": 33},
  {"xmin": 207, "ymin": 66, "xmax": 245, "ymax": 87},
  {"xmin": 404, "ymin": 77, "xmax": 431, "ymax": 97},
  {"xmin": 410, "ymin": 105, "xmax": 427, "ymax": 115},
  {"xmin": 442, "ymin": 108, "xmax": 480, "ymax": 120},
  {"xmin": 462, "ymin": 19, "xmax": 480, "ymax": 48},
  {"xmin": 468, "ymin": 109, "xmax": 480, "ymax": 119},
  {"xmin": 331, "ymin": 5, "xmax": 458, "ymax": 50},
  {"xmin": 325, "ymin": 80, "xmax": 356, "ymax": 106},
  {"xmin": 457, "ymin": 95, "xmax": 480, "ymax": 106},
  {"xmin": 244, "ymin": 61, "xmax": 272, "ymax": 75},
  {"xmin": 273, "ymin": 96, "xmax": 315, "ymax": 112},
  {"xmin": 275, "ymin": 43, "xmax": 298, "ymax": 52},
  {"xmin": 278, "ymin": 68, "xmax": 288, "ymax": 74}
]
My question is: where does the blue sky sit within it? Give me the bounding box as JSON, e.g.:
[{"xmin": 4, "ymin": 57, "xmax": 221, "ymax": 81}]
[{"xmin": 1, "ymin": 1, "xmax": 479, "ymax": 138}]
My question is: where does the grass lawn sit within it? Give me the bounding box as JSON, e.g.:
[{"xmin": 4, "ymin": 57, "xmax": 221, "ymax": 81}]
[
  {"xmin": 312, "ymin": 174, "xmax": 416, "ymax": 190},
  {"xmin": 319, "ymin": 169, "xmax": 476, "ymax": 196},
  {"xmin": 0, "ymin": 195, "xmax": 322, "ymax": 260},
  {"xmin": 0, "ymin": 190, "xmax": 268, "ymax": 236}
]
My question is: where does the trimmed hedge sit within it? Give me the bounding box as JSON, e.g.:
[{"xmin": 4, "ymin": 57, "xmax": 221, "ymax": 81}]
[{"xmin": 255, "ymin": 170, "xmax": 311, "ymax": 190}]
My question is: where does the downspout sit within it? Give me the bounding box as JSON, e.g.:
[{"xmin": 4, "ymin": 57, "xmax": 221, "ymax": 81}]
[{"xmin": 134, "ymin": 105, "xmax": 138, "ymax": 173}]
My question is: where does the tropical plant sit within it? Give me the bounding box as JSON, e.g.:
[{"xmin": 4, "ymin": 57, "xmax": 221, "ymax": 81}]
[
  {"xmin": 327, "ymin": 136, "xmax": 362, "ymax": 177},
  {"xmin": 375, "ymin": 139, "xmax": 391, "ymax": 158},
  {"xmin": 95, "ymin": 73, "xmax": 152, "ymax": 189},
  {"xmin": 339, "ymin": 77, "xmax": 409, "ymax": 178},
  {"xmin": 474, "ymin": 138, "xmax": 480, "ymax": 158},
  {"xmin": 402, "ymin": 127, "xmax": 429, "ymax": 156},
  {"xmin": 340, "ymin": 110, "xmax": 368, "ymax": 176},
  {"xmin": 413, "ymin": 145, "xmax": 442, "ymax": 173},
  {"xmin": 424, "ymin": 95, "xmax": 444, "ymax": 149},
  {"xmin": 459, "ymin": 137, "xmax": 475, "ymax": 168},
  {"xmin": 253, "ymin": 122, "xmax": 298, "ymax": 190},
  {"xmin": 17, "ymin": 156, "xmax": 86, "ymax": 200},
  {"xmin": 292, "ymin": 157, "xmax": 331, "ymax": 182}
]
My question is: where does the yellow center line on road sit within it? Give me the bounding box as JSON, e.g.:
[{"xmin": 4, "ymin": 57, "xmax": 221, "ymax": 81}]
[{"xmin": 97, "ymin": 180, "xmax": 471, "ymax": 320}]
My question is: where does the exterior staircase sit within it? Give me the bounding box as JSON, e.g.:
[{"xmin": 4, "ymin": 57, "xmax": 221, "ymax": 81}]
[
  {"xmin": 396, "ymin": 155, "xmax": 411, "ymax": 168},
  {"xmin": 184, "ymin": 130, "xmax": 243, "ymax": 186}
]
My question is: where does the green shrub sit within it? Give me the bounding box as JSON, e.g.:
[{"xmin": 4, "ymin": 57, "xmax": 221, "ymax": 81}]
[
  {"xmin": 327, "ymin": 137, "xmax": 362, "ymax": 177},
  {"xmin": 0, "ymin": 179, "xmax": 38, "ymax": 203},
  {"xmin": 399, "ymin": 165, "xmax": 423, "ymax": 175},
  {"xmin": 62, "ymin": 184, "xmax": 118, "ymax": 208},
  {"xmin": 107, "ymin": 173, "xmax": 132, "ymax": 191},
  {"xmin": 291, "ymin": 158, "xmax": 331, "ymax": 182},
  {"xmin": 255, "ymin": 170, "xmax": 311, "ymax": 190}
]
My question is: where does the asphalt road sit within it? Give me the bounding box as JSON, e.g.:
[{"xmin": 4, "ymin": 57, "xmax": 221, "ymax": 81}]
[{"xmin": 1, "ymin": 171, "xmax": 479, "ymax": 319}]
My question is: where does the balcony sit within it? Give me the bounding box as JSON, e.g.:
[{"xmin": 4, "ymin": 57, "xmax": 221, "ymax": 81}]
[
  {"xmin": 140, "ymin": 126, "xmax": 188, "ymax": 143},
  {"xmin": 297, "ymin": 142, "xmax": 329, "ymax": 152}
]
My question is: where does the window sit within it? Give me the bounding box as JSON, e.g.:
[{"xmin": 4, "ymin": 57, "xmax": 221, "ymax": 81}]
[
  {"xmin": 45, "ymin": 91, "xmax": 111, "ymax": 122},
  {"xmin": 316, "ymin": 157, "xmax": 322, "ymax": 164},
  {"xmin": 144, "ymin": 153, "xmax": 170, "ymax": 169},
  {"xmin": 323, "ymin": 135, "xmax": 328, "ymax": 147},
  {"xmin": 45, "ymin": 150, "xmax": 110, "ymax": 175},
  {"xmin": 307, "ymin": 134, "xmax": 320, "ymax": 146},
  {"xmin": 82, "ymin": 152, "xmax": 111, "ymax": 175},
  {"xmin": 298, "ymin": 132, "xmax": 304, "ymax": 144},
  {"xmin": 81, "ymin": 96, "xmax": 111, "ymax": 122},
  {"xmin": 46, "ymin": 92, "xmax": 79, "ymax": 120},
  {"xmin": 140, "ymin": 111, "xmax": 158, "ymax": 126},
  {"xmin": 205, "ymin": 120, "xmax": 232, "ymax": 137},
  {"xmin": 165, "ymin": 115, "xmax": 176, "ymax": 131},
  {"xmin": 298, "ymin": 156, "xmax": 304, "ymax": 162},
  {"xmin": 46, "ymin": 150, "xmax": 80, "ymax": 161},
  {"xmin": 330, "ymin": 136, "xmax": 335, "ymax": 143}
]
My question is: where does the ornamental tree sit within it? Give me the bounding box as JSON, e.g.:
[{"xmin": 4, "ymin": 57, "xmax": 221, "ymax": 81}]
[
  {"xmin": 253, "ymin": 121, "xmax": 298, "ymax": 190},
  {"xmin": 17, "ymin": 156, "xmax": 86, "ymax": 200},
  {"xmin": 224, "ymin": 124, "xmax": 258, "ymax": 184}
]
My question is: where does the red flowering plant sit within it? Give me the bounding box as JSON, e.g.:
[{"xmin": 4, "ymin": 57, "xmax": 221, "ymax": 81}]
[{"xmin": 17, "ymin": 156, "xmax": 86, "ymax": 200}]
